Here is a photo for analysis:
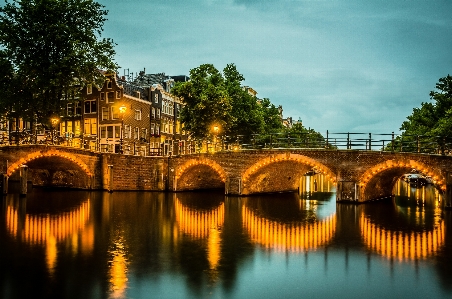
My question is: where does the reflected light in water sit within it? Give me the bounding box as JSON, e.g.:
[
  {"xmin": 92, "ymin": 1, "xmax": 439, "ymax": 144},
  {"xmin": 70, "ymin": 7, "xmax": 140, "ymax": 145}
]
[
  {"xmin": 5, "ymin": 200, "xmax": 92, "ymax": 274},
  {"xmin": 360, "ymin": 215, "xmax": 445, "ymax": 261},
  {"xmin": 175, "ymin": 198, "xmax": 224, "ymax": 273},
  {"xmin": 108, "ymin": 236, "xmax": 129, "ymax": 299},
  {"xmin": 242, "ymin": 205, "xmax": 336, "ymax": 252}
]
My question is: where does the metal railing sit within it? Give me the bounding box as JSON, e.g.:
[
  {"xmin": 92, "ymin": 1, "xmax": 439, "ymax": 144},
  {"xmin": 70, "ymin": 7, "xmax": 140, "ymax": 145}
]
[{"xmin": 3, "ymin": 130, "xmax": 452, "ymax": 156}]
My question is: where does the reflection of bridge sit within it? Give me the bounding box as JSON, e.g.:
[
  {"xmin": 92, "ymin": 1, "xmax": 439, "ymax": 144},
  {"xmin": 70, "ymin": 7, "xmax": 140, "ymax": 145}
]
[
  {"xmin": 360, "ymin": 215, "xmax": 445, "ymax": 260},
  {"xmin": 2, "ymin": 146, "xmax": 452, "ymax": 204},
  {"xmin": 5, "ymin": 198, "xmax": 93, "ymax": 273},
  {"xmin": 242, "ymin": 205, "xmax": 336, "ymax": 252}
]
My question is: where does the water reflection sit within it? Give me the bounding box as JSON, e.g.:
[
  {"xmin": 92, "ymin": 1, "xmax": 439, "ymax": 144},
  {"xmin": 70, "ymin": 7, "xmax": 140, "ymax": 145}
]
[
  {"xmin": 242, "ymin": 193, "xmax": 336, "ymax": 252},
  {"xmin": 1, "ymin": 187, "xmax": 452, "ymax": 299},
  {"xmin": 359, "ymin": 179, "xmax": 446, "ymax": 261},
  {"xmin": 4, "ymin": 190, "xmax": 93, "ymax": 275}
]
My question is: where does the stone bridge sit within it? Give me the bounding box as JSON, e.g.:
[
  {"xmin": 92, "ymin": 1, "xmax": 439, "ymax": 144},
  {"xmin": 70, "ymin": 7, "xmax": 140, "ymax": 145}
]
[{"xmin": 1, "ymin": 146, "xmax": 452, "ymax": 205}]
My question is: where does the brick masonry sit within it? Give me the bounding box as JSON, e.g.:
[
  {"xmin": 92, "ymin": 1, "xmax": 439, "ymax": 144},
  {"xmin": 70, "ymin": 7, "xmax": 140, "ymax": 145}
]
[{"xmin": 2, "ymin": 146, "xmax": 452, "ymax": 205}]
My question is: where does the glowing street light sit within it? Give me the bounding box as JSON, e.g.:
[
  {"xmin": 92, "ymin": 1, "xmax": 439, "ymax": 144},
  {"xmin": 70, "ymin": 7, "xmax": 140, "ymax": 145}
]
[{"xmin": 119, "ymin": 105, "xmax": 127, "ymax": 154}]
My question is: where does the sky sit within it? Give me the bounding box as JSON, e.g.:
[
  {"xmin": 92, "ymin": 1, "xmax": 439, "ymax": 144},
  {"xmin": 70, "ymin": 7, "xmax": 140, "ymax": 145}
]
[{"xmin": 98, "ymin": 0, "xmax": 452, "ymax": 135}]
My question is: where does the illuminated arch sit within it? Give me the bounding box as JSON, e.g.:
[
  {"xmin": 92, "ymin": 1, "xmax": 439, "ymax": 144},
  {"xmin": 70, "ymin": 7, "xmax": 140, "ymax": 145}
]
[
  {"xmin": 242, "ymin": 205, "xmax": 336, "ymax": 252},
  {"xmin": 360, "ymin": 214, "xmax": 445, "ymax": 260},
  {"xmin": 242, "ymin": 153, "xmax": 336, "ymax": 184},
  {"xmin": 175, "ymin": 158, "xmax": 227, "ymax": 182},
  {"xmin": 6, "ymin": 149, "xmax": 92, "ymax": 177},
  {"xmin": 359, "ymin": 159, "xmax": 446, "ymax": 192}
]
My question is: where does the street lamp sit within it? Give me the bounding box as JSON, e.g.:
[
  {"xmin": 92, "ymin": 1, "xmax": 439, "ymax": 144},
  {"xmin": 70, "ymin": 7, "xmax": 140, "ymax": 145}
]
[
  {"xmin": 119, "ymin": 105, "xmax": 127, "ymax": 154},
  {"xmin": 51, "ymin": 117, "xmax": 59, "ymax": 145},
  {"xmin": 212, "ymin": 125, "xmax": 219, "ymax": 153}
]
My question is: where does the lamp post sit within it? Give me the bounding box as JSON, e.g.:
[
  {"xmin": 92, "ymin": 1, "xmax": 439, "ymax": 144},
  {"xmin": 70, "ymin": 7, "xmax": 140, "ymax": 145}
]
[
  {"xmin": 51, "ymin": 117, "xmax": 59, "ymax": 145},
  {"xmin": 119, "ymin": 105, "xmax": 127, "ymax": 154},
  {"xmin": 213, "ymin": 125, "xmax": 219, "ymax": 153}
]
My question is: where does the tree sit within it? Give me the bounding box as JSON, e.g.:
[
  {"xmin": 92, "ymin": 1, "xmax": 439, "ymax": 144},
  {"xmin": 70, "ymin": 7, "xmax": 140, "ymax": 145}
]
[
  {"xmin": 172, "ymin": 64, "xmax": 233, "ymax": 140},
  {"xmin": 223, "ymin": 64, "xmax": 265, "ymax": 137},
  {"xmin": 0, "ymin": 0, "xmax": 117, "ymax": 125},
  {"xmin": 393, "ymin": 75, "xmax": 452, "ymax": 152}
]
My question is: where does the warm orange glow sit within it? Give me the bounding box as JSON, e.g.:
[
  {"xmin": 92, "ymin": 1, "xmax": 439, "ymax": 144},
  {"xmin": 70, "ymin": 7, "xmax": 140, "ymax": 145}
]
[
  {"xmin": 108, "ymin": 236, "xmax": 129, "ymax": 299},
  {"xmin": 5, "ymin": 200, "xmax": 92, "ymax": 273},
  {"xmin": 175, "ymin": 199, "xmax": 224, "ymax": 239},
  {"xmin": 241, "ymin": 153, "xmax": 335, "ymax": 185},
  {"xmin": 242, "ymin": 206, "xmax": 336, "ymax": 252},
  {"xmin": 6, "ymin": 149, "xmax": 93, "ymax": 177},
  {"xmin": 360, "ymin": 214, "xmax": 444, "ymax": 260},
  {"xmin": 175, "ymin": 198, "xmax": 224, "ymax": 270},
  {"xmin": 176, "ymin": 158, "xmax": 226, "ymax": 182}
]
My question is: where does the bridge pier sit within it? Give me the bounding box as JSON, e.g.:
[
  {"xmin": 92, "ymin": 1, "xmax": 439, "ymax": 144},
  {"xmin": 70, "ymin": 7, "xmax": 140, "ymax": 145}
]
[
  {"xmin": 225, "ymin": 177, "xmax": 242, "ymax": 195},
  {"xmin": 1, "ymin": 174, "xmax": 7, "ymax": 195},
  {"xmin": 445, "ymin": 172, "xmax": 452, "ymax": 208},
  {"xmin": 336, "ymin": 181, "xmax": 359, "ymax": 202},
  {"xmin": 19, "ymin": 165, "xmax": 28, "ymax": 196}
]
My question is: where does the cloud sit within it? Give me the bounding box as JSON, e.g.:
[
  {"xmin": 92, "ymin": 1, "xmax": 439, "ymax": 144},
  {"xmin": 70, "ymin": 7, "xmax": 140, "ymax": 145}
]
[{"xmin": 100, "ymin": 0, "xmax": 452, "ymax": 134}]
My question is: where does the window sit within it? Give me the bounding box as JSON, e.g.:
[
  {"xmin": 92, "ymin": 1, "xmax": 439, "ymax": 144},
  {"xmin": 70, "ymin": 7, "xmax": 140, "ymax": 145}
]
[
  {"xmin": 154, "ymin": 94, "xmax": 159, "ymax": 103},
  {"xmin": 157, "ymin": 109, "xmax": 160, "ymax": 118},
  {"xmin": 84, "ymin": 100, "xmax": 97, "ymax": 114},
  {"xmin": 135, "ymin": 109, "xmax": 142, "ymax": 120},
  {"xmin": 116, "ymin": 90, "xmax": 121, "ymax": 99},
  {"xmin": 67, "ymin": 102, "xmax": 74, "ymax": 116},
  {"xmin": 102, "ymin": 107, "xmax": 109, "ymax": 120},
  {"xmin": 75, "ymin": 101, "xmax": 82, "ymax": 115},
  {"xmin": 134, "ymin": 127, "xmax": 139, "ymax": 139},
  {"xmin": 151, "ymin": 123, "xmax": 155, "ymax": 135},
  {"xmin": 152, "ymin": 107, "xmax": 155, "ymax": 118},
  {"xmin": 124, "ymin": 125, "xmax": 130, "ymax": 138},
  {"xmin": 141, "ymin": 129, "xmax": 147, "ymax": 140},
  {"xmin": 156, "ymin": 125, "xmax": 160, "ymax": 135},
  {"xmin": 114, "ymin": 125, "xmax": 120, "ymax": 138},
  {"xmin": 107, "ymin": 92, "xmax": 114, "ymax": 103},
  {"xmin": 111, "ymin": 107, "xmax": 119, "ymax": 119},
  {"xmin": 87, "ymin": 84, "xmax": 92, "ymax": 94},
  {"xmin": 107, "ymin": 126, "xmax": 113, "ymax": 138},
  {"xmin": 107, "ymin": 80, "xmax": 112, "ymax": 89},
  {"xmin": 100, "ymin": 92, "xmax": 105, "ymax": 101},
  {"xmin": 84, "ymin": 118, "xmax": 97, "ymax": 135}
]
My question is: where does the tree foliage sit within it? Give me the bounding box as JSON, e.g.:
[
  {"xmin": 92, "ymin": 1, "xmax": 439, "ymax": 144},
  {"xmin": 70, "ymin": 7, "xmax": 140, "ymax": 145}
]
[
  {"xmin": 391, "ymin": 75, "xmax": 452, "ymax": 152},
  {"xmin": 172, "ymin": 63, "xmax": 282, "ymax": 140},
  {"xmin": 0, "ymin": 0, "xmax": 117, "ymax": 124}
]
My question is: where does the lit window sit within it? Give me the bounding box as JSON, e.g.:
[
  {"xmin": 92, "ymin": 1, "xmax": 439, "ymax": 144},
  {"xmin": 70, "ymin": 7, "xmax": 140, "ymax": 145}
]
[
  {"xmin": 87, "ymin": 84, "xmax": 92, "ymax": 94},
  {"xmin": 102, "ymin": 107, "xmax": 109, "ymax": 120},
  {"xmin": 84, "ymin": 118, "xmax": 97, "ymax": 135}
]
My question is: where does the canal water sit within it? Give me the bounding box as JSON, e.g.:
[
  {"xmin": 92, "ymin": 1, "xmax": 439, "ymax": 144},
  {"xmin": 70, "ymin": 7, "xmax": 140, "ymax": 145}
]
[{"xmin": 1, "ymin": 180, "xmax": 452, "ymax": 299}]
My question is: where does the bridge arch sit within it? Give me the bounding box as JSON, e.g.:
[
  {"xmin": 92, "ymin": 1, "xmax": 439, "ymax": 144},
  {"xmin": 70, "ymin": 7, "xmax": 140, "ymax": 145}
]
[
  {"xmin": 175, "ymin": 158, "xmax": 227, "ymax": 191},
  {"xmin": 6, "ymin": 149, "xmax": 93, "ymax": 189},
  {"xmin": 6, "ymin": 149, "xmax": 92, "ymax": 177},
  {"xmin": 241, "ymin": 153, "xmax": 336, "ymax": 195},
  {"xmin": 359, "ymin": 159, "xmax": 446, "ymax": 201}
]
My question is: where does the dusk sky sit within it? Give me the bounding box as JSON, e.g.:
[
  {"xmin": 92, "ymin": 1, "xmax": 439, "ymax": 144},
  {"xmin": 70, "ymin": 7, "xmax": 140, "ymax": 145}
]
[{"xmin": 99, "ymin": 0, "xmax": 452, "ymax": 134}]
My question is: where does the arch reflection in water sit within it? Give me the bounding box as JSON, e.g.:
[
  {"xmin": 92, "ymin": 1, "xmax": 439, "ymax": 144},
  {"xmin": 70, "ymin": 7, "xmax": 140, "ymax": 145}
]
[
  {"xmin": 175, "ymin": 195, "xmax": 225, "ymax": 270},
  {"xmin": 242, "ymin": 195, "xmax": 336, "ymax": 252},
  {"xmin": 4, "ymin": 192, "xmax": 93, "ymax": 274},
  {"xmin": 360, "ymin": 215, "xmax": 445, "ymax": 260}
]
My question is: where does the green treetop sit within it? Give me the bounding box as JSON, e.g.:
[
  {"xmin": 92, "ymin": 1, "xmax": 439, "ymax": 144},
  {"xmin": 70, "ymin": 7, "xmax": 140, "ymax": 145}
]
[{"xmin": 0, "ymin": 0, "xmax": 118, "ymax": 125}]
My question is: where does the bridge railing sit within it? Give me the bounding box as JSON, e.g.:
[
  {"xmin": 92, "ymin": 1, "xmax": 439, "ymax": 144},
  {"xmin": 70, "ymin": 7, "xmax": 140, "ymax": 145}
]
[
  {"xmin": 4, "ymin": 129, "xmax": 452, "ymax": 156},
  {"xmin": 216, "ymin": 132, "xmax": 452, "ymax": 155}
]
